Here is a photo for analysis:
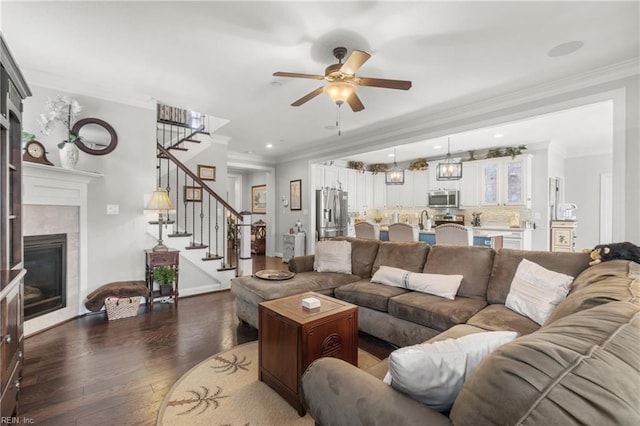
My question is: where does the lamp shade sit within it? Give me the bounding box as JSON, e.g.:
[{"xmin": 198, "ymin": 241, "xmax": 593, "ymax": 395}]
[
  {"xmin": 323, "ymin": 81, "xmax": 356, "ymax": 105},
  {"xmin": 146, "ymin": 189, "xmax": 173, "ymax": 211}
]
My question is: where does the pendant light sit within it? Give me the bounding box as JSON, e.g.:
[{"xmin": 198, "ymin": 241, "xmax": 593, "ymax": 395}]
[
  {"xmin": 436, "ymin": 138, "xmax": 463, "ymax": 181},
  {"xmin": 385, "ymin": 148, "xmax": 405, "ymax": 185}
]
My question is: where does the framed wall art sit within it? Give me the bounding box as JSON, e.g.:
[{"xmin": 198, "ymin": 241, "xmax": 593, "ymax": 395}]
[
  {"xmin": 197, "ymin": 165, "xmax": 216, "ymax": 181},
  {"xmin": 184, "ymin": 185, "xmax": 203, "ymax": 202},
  {"xmin": 290, "ymin": 179, "xmax": 302, "ymax": 211},
  {"xmin": 251, "ymin": 184, "xmax": 267, "ymax": 214}
]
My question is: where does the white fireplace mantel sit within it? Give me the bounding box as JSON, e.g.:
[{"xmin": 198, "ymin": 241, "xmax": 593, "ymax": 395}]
[{"xmin": 22, "ymin": 163, "xmax": 102, "ymax": 335}]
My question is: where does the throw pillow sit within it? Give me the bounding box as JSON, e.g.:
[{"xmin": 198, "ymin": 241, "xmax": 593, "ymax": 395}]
[
  {"xmin": 313, "ymin": 240, "xmax": 352, "ymax": 274},
  {"xmin": 383, "ymin": 331, "xmax": 518, "ymax": 412},
  {"xmin": 371, "ymin": 265, "xmax": 463, "ymax": 300},
  {"xmin": 505, "ymin": 258, "xmax": 575, "ymax": 325}
]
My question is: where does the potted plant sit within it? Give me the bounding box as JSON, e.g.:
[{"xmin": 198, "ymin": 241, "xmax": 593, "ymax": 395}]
[
  {"xmin": 153, "ymin": 266, "xmax": 176, "ymax": 296},
  {"xmin": 38, "ymin": 95, "xmax": 83, "ymax": 169}
]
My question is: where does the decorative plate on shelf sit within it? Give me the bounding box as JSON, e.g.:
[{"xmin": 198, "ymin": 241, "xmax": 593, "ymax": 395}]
[{"xmin": 254, "ymin": 269, "xmax": 295, "ymax": 281}]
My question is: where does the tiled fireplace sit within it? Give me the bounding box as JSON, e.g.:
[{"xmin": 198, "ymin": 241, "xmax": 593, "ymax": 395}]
[{"xmin": 22, "ymin": 163, "xmax": 101, "ymax": 336}]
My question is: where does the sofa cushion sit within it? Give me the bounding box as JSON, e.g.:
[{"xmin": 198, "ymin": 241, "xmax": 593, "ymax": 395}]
[
  {"xmin": 466, "ymin": 304, "xmax": 540, "ymax": 336},
  {"xmin": 314, "ymin": 240, "xmax": 352, "ymax": 273},
  {"xmin": 230, "ymin": 272, "xmax": 361, "ymax": 307},
  {"xmin": 389, "ymin": 293, "xmax": 487, "ymax": 332},
  {"xmin": 544, "ymin": 260, "xmax": 640, "ymax": 326},
  {"xmin": 450, "ymin": 301, "xmax": 640, "ymax": 426},
  {"xmin": 505, "ymin": 259, "xmax": 575, "ymax": 325},
  {"xmin": 423, "ymin": 245, "xmax": 495, "ymax": 300},
  {"xmin": 372, "ymin": 241, "xmax": 430, "ymax": 275},
  {"xmin": 487, "ymin": 249, "xmax": 591, "ymax": 305},
  {"xmin": 334, "ymin": 237, "xmax": 381, "ymax": 278},
  {"xmin": 383, "ymin": 331, "xmax": 518, "ymax": 412},
  {"xmin": 335, "ymin": 280, "xmax": 408, "ymax": 312},
  {"xmin": 371, "ymin": 266, "xmax": 463, "ymax": 300}
]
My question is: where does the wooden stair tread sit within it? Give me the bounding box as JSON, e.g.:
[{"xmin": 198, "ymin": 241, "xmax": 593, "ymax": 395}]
[
  {"xmin": 167, "ymin": 146, "xmax": 188, "ymax": 151},
  {"xmin": 148, "ymin": 220, "xmax": 175, "ymax": 225},
  {"xmin": 185, "ymin": 244, "xmax": 208, "ymax": 250},
  {"xmin": 168, "ymin": 232, "xmax": 192, "ymax": 238},
  {"xmin": 202, "ymin": 255, "xmax": 223, "ymax": 261},
  {"xmin": 217, "ymin": 266, "xmax": 237, "ymax": 272}
]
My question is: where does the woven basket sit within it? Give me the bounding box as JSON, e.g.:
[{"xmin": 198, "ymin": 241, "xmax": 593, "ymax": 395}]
[{"xmin": 105, "ymin": 296, "xmax": 142, "ymax": 320}]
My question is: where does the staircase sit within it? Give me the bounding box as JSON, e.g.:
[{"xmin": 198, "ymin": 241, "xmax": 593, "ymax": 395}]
[{"xmin": 146, "ymin": 104, "xmax": 252, "ymax": 296}]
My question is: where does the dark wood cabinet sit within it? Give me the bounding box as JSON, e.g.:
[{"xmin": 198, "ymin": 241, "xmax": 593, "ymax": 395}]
[
  {"xmin": 145, "ymin": 249, "xmax": 180, "ymax": 310},
  {"xmin": 0, "ymin": 35, "xmax": 31, "ymax": 419},
  {"xmin": 258, "ymin": 292, "xmax": 357, "ymax": 416}
]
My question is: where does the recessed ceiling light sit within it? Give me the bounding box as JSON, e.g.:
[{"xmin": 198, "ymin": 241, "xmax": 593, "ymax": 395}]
[
  {"xmin": 433, "ymin": 145, "xmax": 442, "ymax": 149},
  {"xmin": 388, "ymin": 153, "xmax": 395, "ymax": 157},
  {"xmin": 494, "ymin": 133, "xmax": 504, "ymax": 139},
  {"xmin": 265, "ymin": 143, "xmax": 273, "ymax": 148},
  {"xmin": 548, "ymin": 41, "xmax": 584, "ymax": 57}
]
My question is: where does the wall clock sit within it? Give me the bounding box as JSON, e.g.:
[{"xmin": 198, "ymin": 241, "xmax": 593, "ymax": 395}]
[{"xmin": 23, "ymin": 140, "xmax": 54, "ymax": 165}]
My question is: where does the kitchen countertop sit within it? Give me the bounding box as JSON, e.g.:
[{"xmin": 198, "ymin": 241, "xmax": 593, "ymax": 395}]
[
  {"xmin": 377, "ymin": 224, "xmax": 533, "ymax": 233},
  {"xmin": 417, "ymin": 229, "xmax": 512, "ymax": 237}
]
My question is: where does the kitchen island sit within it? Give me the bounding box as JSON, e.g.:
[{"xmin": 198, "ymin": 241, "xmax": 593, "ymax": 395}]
[{"xmin": 378, "ymin": 227, "xmax": 509, "ymax": 249}]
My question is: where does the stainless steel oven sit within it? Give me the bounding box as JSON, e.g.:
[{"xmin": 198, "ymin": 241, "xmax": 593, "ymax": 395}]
[{"xmin": 428, "ymin": 190, "xmax": 459, "ymax": 208}]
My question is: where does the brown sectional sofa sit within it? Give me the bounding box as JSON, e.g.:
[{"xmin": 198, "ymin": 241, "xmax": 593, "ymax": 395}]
[
  {"xmin": 230, "ymin": 238, "xmax": 640, "ymax": 424},
  {"xmin": 231, "ymin": 238, "xmax": 590, "ymax": 346}
]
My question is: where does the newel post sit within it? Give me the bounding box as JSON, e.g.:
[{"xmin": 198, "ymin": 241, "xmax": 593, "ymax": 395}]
[{"xmin": 237, "ymin": 211, "xmax": 253, "ymax": 276}]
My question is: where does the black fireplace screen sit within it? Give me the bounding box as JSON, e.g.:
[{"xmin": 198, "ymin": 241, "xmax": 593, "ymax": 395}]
[{"xmin": 23, "ymin": 234, "xmax": 67, "ymax": 320}]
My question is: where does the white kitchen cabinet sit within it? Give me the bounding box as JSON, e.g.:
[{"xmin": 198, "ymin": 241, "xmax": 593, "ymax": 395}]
[
  {"xmin": 282, "ymin": 233, "xmax": 306, "ymax": 262},
  {"xmin": 459, "ymin": 162, "xmax": 480, "ymax": 207},
  {"xmin": 412, "ymin": 170, "xmax": 429, "ymax": 207},
  {"xmin": 355, "ymin": 171, "xmax": 375, "ymax": 210},
  {"xmin": 480, "ymin": 155, "xmax": 531, "ymax": 207},
  {"xmin": 323, "ymin": 166, "xmax": 339, "ymax": 190},
  {"xmin": 373, "ymin": 173, "xmax": 387, "ymax": 208}
]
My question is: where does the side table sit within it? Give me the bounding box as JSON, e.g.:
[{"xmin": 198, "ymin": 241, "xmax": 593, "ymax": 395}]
[
  {"xmin": 145, "ymin": 249, "xmax": 180, "ymax": 309},
  {"xmin": 259, "ymin": 292, "xmax": 358, "ymax": 416}
]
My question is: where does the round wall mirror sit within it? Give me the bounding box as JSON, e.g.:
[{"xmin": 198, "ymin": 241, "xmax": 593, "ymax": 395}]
[{"xmin": 72, "ymin": 118, "xmax": 118, "ymax": 155}]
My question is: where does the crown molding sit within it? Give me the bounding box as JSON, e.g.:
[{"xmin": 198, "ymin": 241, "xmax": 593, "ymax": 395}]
[{"xmin": 279, "ymin": 58, "xmax": 640, "ymax": 164}]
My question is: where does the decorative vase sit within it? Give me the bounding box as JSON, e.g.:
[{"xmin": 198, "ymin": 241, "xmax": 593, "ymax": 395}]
[{"xmin": 59, "ymin": 143, "xmax": 79, "ymax": 169}]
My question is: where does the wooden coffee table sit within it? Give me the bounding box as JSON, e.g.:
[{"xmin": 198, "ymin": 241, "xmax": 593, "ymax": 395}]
[{"xmin": 258, "ymin": 292, "xmax": 358, "ymax": 416}]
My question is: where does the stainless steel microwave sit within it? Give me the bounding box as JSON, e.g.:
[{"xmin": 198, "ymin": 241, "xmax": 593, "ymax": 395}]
[{"xmin": 428, "ymin": 190, "xmax": 459, "ymax": 208}]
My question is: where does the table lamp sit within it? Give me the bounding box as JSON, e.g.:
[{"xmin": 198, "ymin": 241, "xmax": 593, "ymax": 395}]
[{"xmin": 146, "ymin": 188, "xmax": 173, "ymax": 252}]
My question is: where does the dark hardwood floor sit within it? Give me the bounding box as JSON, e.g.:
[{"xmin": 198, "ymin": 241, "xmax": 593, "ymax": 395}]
[{"xmin": 19, "ymin": 256, "xmax": 394, "ymax": 425}]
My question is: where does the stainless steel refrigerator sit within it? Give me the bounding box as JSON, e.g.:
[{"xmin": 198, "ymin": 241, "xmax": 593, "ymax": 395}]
[{"xmin": 316, "ymin": 188, "xmax": 348, "ymax": 239}]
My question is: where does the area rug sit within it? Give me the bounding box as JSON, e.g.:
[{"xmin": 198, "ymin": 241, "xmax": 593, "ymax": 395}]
[{"xmin": 157, "ymin": 341, "xmax": 381, "ymax": 425}]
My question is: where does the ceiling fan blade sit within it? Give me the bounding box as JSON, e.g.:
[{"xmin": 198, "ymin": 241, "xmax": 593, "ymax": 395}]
[
  {"xmin": 291, "ymin": 86, "xmax": 325, "ymax": 106},
  {"xmin": 347, "ymin": 93, "xmax": 365, "ymax": 112},
  {"xmin": 340, "ymin": 50, "xmax": 371, "ymax": 75},
  {"xmin": 357, "ymin": 77, "xmax": 412, "ymax": 90},
  {"xmin": 273, "ymin": 71, "xmax": 325, "ymax": 80}
]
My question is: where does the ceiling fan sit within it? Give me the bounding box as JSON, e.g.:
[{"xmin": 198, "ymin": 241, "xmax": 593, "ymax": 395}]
[{"xmin": 273, "ymin": 47, "xmax": 412, "ymax": 112}]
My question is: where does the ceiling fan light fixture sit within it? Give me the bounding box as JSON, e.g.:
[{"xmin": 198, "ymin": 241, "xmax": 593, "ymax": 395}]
[
  {"xmin": 436, "ymin": 138, "xmax": 463, "ymax": 181},
  {"xmin": 323, "ymin": 81, "xmax": 356, "ymax": 105}
]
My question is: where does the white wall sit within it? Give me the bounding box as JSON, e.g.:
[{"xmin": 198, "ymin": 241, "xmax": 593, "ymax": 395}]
[
  {"xmin": 274, "ymin": 159, "xmax": 311, "ymax": 255},
  {"xmin": 565, "ymin": 153, "xmax": 613, "ymax": 251},
  {"xmin": 23, "ymin": 85, "xmax": 156, "ymax": 292}
]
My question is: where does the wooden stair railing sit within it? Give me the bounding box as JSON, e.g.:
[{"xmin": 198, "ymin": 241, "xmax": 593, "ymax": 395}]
[{"xmin": 155, "ymin": 142, "xmax": 243, "ymax": 273}]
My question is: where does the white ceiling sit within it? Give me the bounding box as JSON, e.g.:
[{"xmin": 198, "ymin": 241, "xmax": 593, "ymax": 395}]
[{"xmin": 2, "ymin": 1, "xmax": 637, "ymax": 164}]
